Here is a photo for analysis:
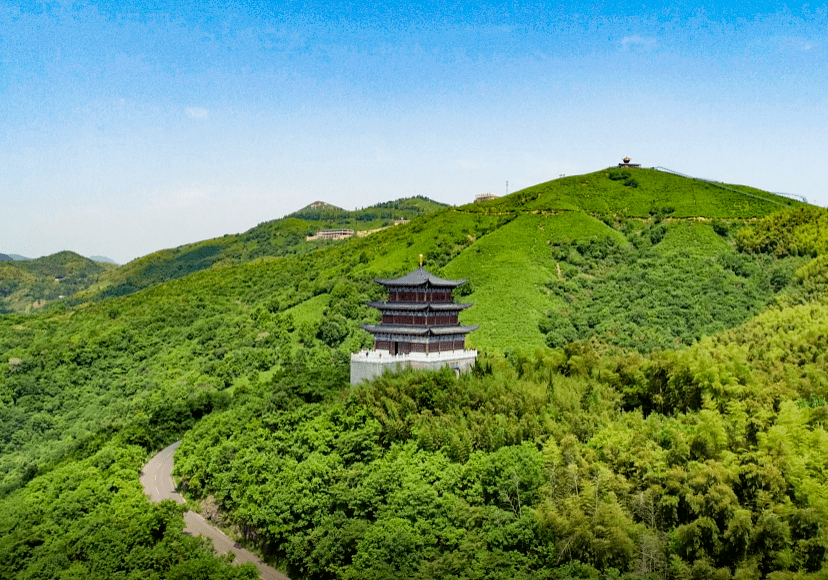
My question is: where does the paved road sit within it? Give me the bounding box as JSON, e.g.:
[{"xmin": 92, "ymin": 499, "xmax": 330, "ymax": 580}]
[{"xmin": 141, "ymin": 441, "xmax": 291, "ymax": 580}]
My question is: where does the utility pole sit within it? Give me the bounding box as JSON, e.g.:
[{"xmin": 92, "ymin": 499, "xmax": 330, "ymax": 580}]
[{"xmin": 506, "ymin": 181, "xmax": 509, "ymax": 195}]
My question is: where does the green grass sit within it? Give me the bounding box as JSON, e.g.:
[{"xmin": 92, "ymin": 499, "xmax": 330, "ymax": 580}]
[
  {"xmin": 444, "ymin": 212, "xmax": 622, "ymax": 350},
  {"xmin": 359, "ymin": 210, "xmax": 507, "ymax": 275},
  {"xmin": 653, "ymin": 220, "xmax": 732, "ymax": 256},
  {"xmin": 439, "ymin": 213, "xmax": 808, "ymax": 352},
  {"xmin": 462, "ymin": 168, "xmax": 800, "ymax": 218},
  {"xmin": 283, "ymin": 293, "xmax": 330, "ymax": 327}
]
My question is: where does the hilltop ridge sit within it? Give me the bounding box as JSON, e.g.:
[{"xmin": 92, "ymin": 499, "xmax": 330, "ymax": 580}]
[
  {"xmin": 462, "ymin": 167, "xmax": 799, "ymax": 218},
  {"xmin": 1, "ymin": 171, "xmax": 802, "ymax": 315},
  {"xmin": 0, "ymin": 250, "xmax": 115, "ymax": 313},
  {"xmin": 292, "ymin": 201, "xmax": 344, "ymax": 213},
  {"xmin": 62, "ymin": 195, "xmax": 448, "ymax": 307}
]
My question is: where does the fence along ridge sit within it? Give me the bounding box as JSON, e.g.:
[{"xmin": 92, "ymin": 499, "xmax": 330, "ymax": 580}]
[{"xmin": 652, "ymin": 166, "xmax": 807, "ymax": 206}]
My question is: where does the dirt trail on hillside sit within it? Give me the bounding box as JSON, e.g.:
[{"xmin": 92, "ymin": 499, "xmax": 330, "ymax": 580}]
[{"xmin": 141, "ymin": 441, "xmax": 291, "ymax": 580}]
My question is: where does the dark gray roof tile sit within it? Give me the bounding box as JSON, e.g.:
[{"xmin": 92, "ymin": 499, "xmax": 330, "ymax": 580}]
[
  {"xmin": 375, "ymin": 267, "xmax": 466, "ymax": 288},
  {"xmin": 366, "ymin": 301, "xmax": 472, "ymax": 311},
  {"xmin": 361, "ymin": 324, "xmax": 478, "ymax": 336}
]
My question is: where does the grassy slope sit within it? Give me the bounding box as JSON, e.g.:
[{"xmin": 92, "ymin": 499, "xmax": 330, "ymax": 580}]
[
  {"xmin": 467, "ymin": 168, "xmax": 798, "ymax": 217},
  {"xmin": 564, "ymin": 220, "xmax": 806, "ymax": 352},
  {"xmin": 445, "ymin": 212, "xmax": 624, "ymax": 350},
  {"xmin": 438, "ymin": 165, "xmax": 802, "ymax": 351},
  {"xmin": 284, "ymin": 293, "xmax": 332, "ymax": 333}
]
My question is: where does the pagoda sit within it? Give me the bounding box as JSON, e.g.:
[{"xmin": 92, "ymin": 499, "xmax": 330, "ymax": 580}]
[{"xmin": 350, "ymin": 263, "xmax": 479, "ymax": 384}]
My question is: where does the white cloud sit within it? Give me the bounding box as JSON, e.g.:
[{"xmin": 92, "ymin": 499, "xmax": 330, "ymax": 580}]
[
  {"xmin": 793, "ymin": 38, "xmax": 817, "ymax": 52},
  {"xmin": 769, "ymin": 36, "xmax": 822, "ymax": 55},
  {"xmin": 175, "ymin": 189, "xmax": 208, "ymax": 205},
  {"xmin": 185, "ymin": 107, "xmax": 209, "ymax": 119},
  {"xmin": 620, "ymin": 35, "xmax": 657, "ymax": 50}
]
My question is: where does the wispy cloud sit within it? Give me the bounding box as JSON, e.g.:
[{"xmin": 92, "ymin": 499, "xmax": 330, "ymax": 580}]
[
  {"xmin": 786, "ymin": 37, "xmax": 817, "ymax": 52},
  {"xmin": 185, "ymin": 107, "xmax": 209, "ymax": 119},
  {"xmin": 620, "ymin": 35, "xmax": 657, "ymax": 50},
  {"xmin": 174, "ymin": 188, "xmax": 208, "ymax": 206}
]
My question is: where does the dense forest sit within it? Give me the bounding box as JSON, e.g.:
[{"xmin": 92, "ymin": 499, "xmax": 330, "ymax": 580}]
[{"xmin": 1, "ymin": 169, "xmax": 827, "ymax": 579}]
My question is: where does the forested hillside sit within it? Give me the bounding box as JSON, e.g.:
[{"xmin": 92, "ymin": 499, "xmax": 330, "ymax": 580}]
[
  {"xmin": 0, "ymin": 251, "xmax": 116, "ymax": 314},
  {"xmin": 78, "ymin": 196, "xmax": 447, "ymax": 304},
  {"xmin": 2, "ymin": 168, "xmax": 827, "ymax": 579}
]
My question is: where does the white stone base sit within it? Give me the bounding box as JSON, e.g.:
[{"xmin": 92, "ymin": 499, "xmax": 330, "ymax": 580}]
[{"xmin": 350, "ymin": 349, "xmax": 478, "ymax": 385}]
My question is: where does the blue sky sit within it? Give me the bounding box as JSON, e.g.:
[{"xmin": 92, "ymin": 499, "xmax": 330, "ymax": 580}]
[{"xmin": 2, "ymin": 0, "xmax": 826, "ymax": 263}]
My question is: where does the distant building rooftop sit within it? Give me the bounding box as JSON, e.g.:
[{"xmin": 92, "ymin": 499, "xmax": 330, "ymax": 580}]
[
  {"xmin": 306, "ymin": 229, "xmax": 354, "ymax": 241},
  {"xmin": 475, "ymin": 193, "xmax": 500, "ymax": 203},
  {"xmin": 375, "ymin": 266, "xmax": 467, "ymax": 288},
  {"xmin": 618, "ymin": 156, "xmax": 641, "ymax": 168}
]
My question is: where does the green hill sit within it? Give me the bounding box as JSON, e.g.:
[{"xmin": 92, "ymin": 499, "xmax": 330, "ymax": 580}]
[
  {"xmin": 290, "ymin": 196, "xmax": 445, "ymax": 221},
  {"xmin": 443, "ymin": 169, "xmax": 805, "ymax": 351},
  {"xmin": 0, "ymin": 168, "xmax": 806, "ymax": 487},
  {"xmin": 466, "ymin": 167, "xmax": 797, "ymax": 217},
  {"xmin": 0, "ymin": 251, "xmax": 116, "ymax": 313},
  {"xmin": 80, "ymin": 196, "xmax": 447, "ymax": 303},
  {"xmin": 2, "ymin": 168, "xmax": 828, "ymax": 579}
]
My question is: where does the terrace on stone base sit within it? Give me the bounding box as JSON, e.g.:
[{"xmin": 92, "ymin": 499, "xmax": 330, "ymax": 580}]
[{"xmin": 350, "ymin": 266, "xmax": 479, "ymax": 384}]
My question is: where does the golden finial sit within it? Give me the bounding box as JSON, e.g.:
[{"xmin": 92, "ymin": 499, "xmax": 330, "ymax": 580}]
[{"xmin": 419, "ymin": 253, "xmax": 424, "ymax": 267}]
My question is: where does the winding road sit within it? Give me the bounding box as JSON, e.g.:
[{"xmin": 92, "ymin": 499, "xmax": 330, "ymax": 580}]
[{"xmin": 141, "ymin": 441, "xmax": 291, "ymax": 580}]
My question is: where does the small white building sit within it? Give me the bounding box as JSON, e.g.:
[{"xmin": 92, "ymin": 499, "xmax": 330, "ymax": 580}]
[{"xmin": 305, "ymin": 229, "xmax": 354, "ymax": 241}]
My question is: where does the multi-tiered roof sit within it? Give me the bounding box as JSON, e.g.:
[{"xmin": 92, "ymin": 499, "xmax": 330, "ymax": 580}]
[{"xmin": 362, "ymin": 267, "xmax": 478, "ymax": 355}]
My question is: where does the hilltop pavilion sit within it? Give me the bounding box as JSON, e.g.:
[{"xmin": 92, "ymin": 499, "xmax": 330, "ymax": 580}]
[{"xmin": 350, "ymin": 265, "xmax": 478, "ymax": 384}]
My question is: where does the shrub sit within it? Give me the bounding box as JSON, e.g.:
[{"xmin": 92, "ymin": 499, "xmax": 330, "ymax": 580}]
[
  {"xmin": 649, "ymin": 225, "xmax": 667, "ymax": 245},
  {"xmin": 712, "ymin": 220, "xmax": 729, "ymax": 237},
  {"xmin": 608, "ymin": 170, "xmax": 631, "ymax": 181},
  {"xmin": 540, "ymin": 314, "xmax": 579, "ymax": 348}
]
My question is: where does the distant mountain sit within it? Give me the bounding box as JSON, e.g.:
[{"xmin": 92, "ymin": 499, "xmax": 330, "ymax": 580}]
[
  {"xmin": 8, "ymin": 254, "xmax": 30, "ymax": 261},
  {"xmin": 0, "ymin": 250, "xmax": 117, "ymax": 312},
  {"xmin": 291, "ymin": 200, "xmax": 345, "ymax": 214},
  {"xmin": 288, "ymin": 196, "xmax": 445, "ymax": 222},
  {"xmin": 81, "ymin": 196, "xmax": 449, "ymax": 302},
  {"xmin": 0, "ymin": 254, "xmax": 12, "ymax": 262},
  {"xmin": 89, "ymin": 255, "xmax": 118, "ymax": 265}
]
